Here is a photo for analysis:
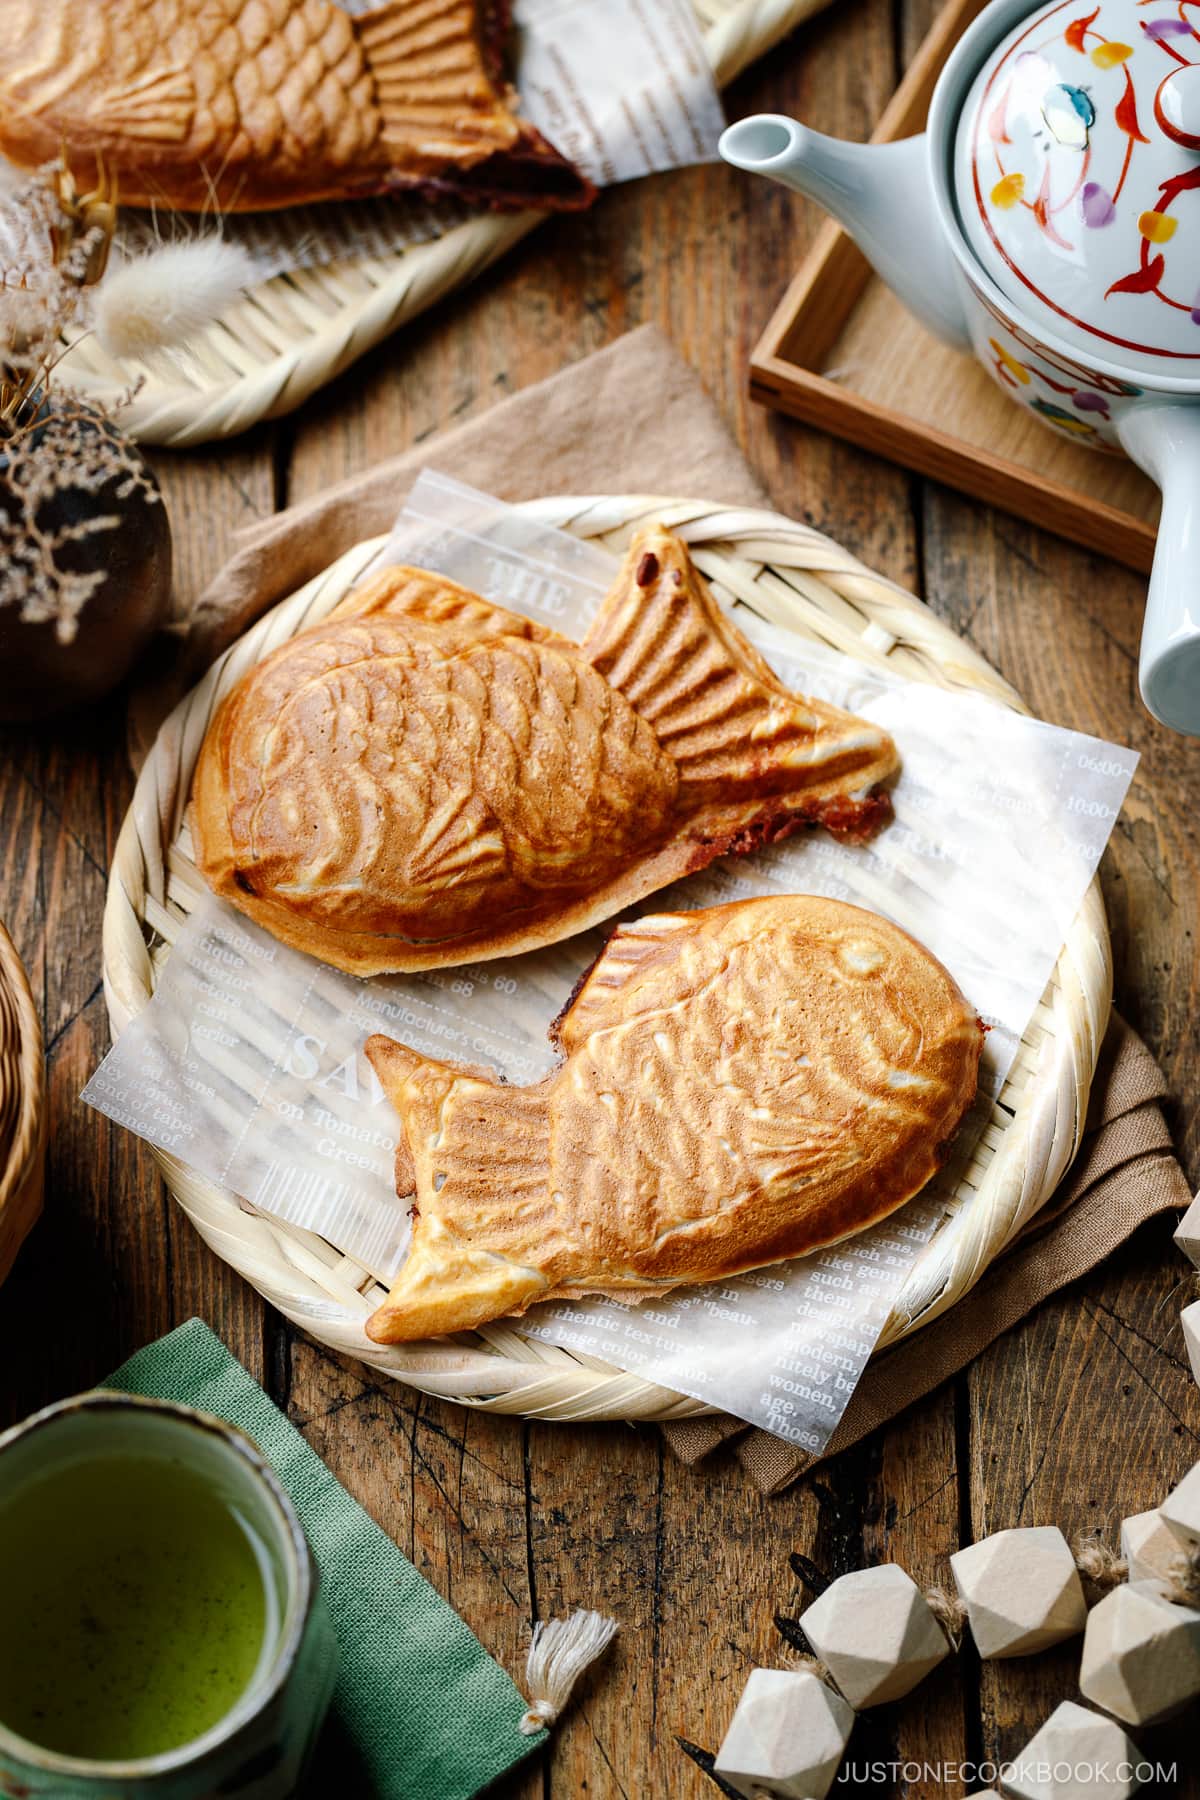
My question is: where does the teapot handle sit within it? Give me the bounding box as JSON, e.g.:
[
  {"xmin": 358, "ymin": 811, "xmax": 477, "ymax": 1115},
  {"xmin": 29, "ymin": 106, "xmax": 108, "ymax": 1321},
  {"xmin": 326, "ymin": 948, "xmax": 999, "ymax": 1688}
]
[{"xmin": 1117, "ymin": 403, "xmax": 1200, "ymax": 736}]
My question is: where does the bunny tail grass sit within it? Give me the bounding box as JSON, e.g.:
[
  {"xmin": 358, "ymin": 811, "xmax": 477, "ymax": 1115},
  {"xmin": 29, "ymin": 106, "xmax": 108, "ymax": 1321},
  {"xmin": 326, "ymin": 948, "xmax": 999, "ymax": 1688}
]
[
  {"xmin": 92, "ymin": 238, "xmax": 260, "ymax": 365},
  {"xmin": 519, "ymin": 1609, "xmax": 620, "ymax": 1735}
]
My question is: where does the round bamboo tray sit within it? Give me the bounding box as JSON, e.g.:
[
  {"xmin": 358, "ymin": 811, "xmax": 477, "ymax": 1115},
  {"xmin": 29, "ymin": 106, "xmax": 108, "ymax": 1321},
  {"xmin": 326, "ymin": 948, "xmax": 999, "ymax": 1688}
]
[
  {"xmin": 102, "ymin": 495, "xmax": 1111, "ymax": 1423},
  {"xmin": 55, "ymin": 0, "xmax": 831, "ymax": 448},
  {"xmin": 0, "ymin": 919, "xmax": 44, "ymax": 1287}
]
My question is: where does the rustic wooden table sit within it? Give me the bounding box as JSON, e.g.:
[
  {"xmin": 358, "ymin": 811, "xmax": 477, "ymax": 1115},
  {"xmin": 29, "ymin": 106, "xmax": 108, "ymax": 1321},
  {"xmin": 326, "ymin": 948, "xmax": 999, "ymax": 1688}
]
[{"xmin": 2, "ymin": 1, "xmax": 1199, "ymax": 1794}]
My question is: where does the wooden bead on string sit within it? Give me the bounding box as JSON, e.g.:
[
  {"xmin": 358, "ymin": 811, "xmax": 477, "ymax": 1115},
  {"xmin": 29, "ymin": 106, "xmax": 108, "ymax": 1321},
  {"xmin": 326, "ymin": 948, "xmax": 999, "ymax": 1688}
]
[
  {"xmin": 1181, "ymin": 1299, "xmax": 1200, "ymax": 1387},
  {"xmin": 1174, "ymin": 1193, "xmax": 1200, "ymax": 1269},
  {"xmin": 1120, "ymin": 1509, "xmax": 1182, "ymax": 1591},
  {"xmin": 1079, "ymin": 1579, "xmax": 1200, "ymax": 1726},
  {"xmin": 949, "ymin": 1527, "xmax": 1087, "ymax": 1659},
  {"xmin": 1160, "ymin": 1461, "xmax": 1200, "ymax": 1550},
  {"xmin": 712, "ymin": 1666, "xmax": 854, "ymax": 1800},
  {"xmin": 798, "ymin": 1564, "xmax": 952, "ymax": 1708},
  {"xmin": 1003, "ymin": 1701, "xmax": 1146, "ymax": 1800}
]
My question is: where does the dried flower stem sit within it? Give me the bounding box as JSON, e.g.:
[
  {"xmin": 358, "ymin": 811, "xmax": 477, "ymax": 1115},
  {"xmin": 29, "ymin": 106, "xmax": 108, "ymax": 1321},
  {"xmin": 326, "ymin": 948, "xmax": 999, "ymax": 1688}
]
[
  {"xmin": 0, "ymin": 158, "xmax": 116, "ymax": 433},
  {"xmin": 0, "ymin": 400, "xmax": 160, "ymax": 641}
]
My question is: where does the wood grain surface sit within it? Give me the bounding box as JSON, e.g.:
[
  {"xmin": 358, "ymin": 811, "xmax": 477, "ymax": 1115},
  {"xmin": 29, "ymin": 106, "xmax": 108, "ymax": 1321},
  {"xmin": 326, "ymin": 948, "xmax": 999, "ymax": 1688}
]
[{"xmin": 2, "ymin": 1, "xmax": 1199, "ymax": 1795}]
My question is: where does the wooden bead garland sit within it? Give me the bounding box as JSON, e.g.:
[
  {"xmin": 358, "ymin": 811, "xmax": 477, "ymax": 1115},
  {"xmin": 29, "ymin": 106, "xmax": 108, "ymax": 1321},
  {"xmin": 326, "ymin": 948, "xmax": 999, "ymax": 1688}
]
[{"xmin": 708, "ymin": 1171, "xmax": 1200, "ymax": 1800}]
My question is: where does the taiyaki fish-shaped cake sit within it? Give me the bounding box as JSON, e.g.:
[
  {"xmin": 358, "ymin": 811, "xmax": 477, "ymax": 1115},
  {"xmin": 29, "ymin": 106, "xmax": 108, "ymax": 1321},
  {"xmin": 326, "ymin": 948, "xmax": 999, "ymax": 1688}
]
[
  {"xmin": 193, "ymin": 525, "xmax": 899, "ymax": 973},
  {"xmin": 363, "ymin": 895, "xmax": 984, "ymax": 1342},
  {"xmin": 0, "ymin": 0, "xmax": 593, "ymax": 213}
]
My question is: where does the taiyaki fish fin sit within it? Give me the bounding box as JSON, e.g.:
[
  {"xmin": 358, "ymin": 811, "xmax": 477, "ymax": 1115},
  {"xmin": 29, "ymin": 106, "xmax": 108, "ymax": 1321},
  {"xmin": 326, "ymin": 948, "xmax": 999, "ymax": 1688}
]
[
  {"xmin": 353, "ymin": 0, "xmax": 594, "ymax": 209},
  {"xmin": 332, "ymin": 564, "xmax": 561, "ymax": 643},
  {"xmin": 87, "ymin": 65, "xmax": 194, "ymax": 145},
  {"xmin": 552, "ymin": 912, "xmax": 693, "ymax": 1054},
  {"xmin": 405, "ymin": 789, "xmax": 507, "ymax": 891},
  {"xmin": 364, "ymin": 1034, "xmax": 554, "ymax": 1344},
  {"xmin": 580, "ymin": 524, "xmax": 896, "ymax": 801}
]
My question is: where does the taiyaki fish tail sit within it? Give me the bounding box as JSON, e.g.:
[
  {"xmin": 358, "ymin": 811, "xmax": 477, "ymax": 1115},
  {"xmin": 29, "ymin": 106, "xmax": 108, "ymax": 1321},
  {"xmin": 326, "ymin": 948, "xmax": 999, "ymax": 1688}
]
[
  {"xmin": 580, "ymin": 524, "xmax": 899, "ymax": 827},
  {"xmin": 356, "ymin": 0, "xmax": 595, "ymax": 210},
  {"xmin": 364, "ymin": 1035, "xmax": 555, "ymax": 1343}
]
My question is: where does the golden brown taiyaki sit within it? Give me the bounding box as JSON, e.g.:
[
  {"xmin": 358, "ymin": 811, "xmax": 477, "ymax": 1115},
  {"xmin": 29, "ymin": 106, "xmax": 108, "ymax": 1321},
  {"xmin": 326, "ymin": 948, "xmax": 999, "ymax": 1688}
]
[
  {"xmin": 193, "ymin": 526, "xmax": 900, "ymax": 973},
  {"xmin": 364, "ymin": 895, "xmax": 984, "ymax": 1342},
  {"xmin": 0, "ymin": 0, "xmax": 593, "ymax": 212}
]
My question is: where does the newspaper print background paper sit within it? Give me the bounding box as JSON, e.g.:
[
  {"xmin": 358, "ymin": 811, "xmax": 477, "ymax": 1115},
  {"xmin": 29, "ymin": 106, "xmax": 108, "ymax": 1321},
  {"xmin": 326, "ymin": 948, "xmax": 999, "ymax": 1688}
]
[{"xmin": 84, "ymin": 475, "xmax": 1137, "ymax": 1450}]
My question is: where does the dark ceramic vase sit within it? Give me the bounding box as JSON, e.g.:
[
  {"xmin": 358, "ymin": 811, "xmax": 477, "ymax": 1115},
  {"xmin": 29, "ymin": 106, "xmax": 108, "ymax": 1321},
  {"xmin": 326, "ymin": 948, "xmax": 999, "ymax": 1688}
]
[{"xmin": 0, "ymin": 400, "xmax": 172, "ymax": 721}]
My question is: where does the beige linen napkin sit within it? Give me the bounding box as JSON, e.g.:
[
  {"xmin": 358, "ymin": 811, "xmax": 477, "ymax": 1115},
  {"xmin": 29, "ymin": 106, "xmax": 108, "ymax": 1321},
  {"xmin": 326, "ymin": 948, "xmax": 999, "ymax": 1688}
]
[{"xmin": 134, "ymin": 325, "xmax": 1191, "ymax": 1492}]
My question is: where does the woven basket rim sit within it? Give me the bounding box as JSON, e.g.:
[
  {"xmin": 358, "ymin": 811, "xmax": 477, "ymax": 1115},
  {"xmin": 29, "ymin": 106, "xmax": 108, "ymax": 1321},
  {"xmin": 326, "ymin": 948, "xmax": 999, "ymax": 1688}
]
[
  {"xmin": 53, "ymin": 0, "xmax": 833, "ymax": 446},
  {"xmin": 99, "ymin": 492, "xmax": 1112, "ymax": 1425},
  {"xmin": 0, "ymin": 919, "xmax": 45, "ymax": 1227}
]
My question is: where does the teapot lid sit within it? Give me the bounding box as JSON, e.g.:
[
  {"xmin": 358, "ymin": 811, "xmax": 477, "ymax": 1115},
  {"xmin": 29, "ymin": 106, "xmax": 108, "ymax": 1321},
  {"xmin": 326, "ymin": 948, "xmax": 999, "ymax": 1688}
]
[{"xmin": 953, "ymin": 0, "xmax": 1200, "ymax": 370}]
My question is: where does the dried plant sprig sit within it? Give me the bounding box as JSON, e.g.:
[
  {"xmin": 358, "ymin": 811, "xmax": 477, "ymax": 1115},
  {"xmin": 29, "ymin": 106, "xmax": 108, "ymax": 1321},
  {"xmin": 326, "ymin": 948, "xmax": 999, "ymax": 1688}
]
[
  {"xmin": 1, "ymin": 156, "xmax": 260, "ymax": 396},
  {"xmin": 0, "ymin": 158, "xmax": 115, "ymax": 430},
  {"xmin": 0, "ymin": 157, "xmax": 262, "ymax": 638},
  {"xmin": 49, "ymin": 155, "xmax": 118, "ymax": 285},
  {"xmin": 0, "ymin": 400, "xmax": 160, "ymax": 642},
  {"xmin": 0, "ymin": 158, "xmax": 172, "ymax": 639}
]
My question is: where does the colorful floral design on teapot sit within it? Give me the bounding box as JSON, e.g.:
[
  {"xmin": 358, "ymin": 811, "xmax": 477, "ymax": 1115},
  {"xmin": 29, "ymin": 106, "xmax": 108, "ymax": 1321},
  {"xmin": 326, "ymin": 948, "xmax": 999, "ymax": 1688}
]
[
  {"xmin": 988, "ymin": 333, "xmax": 1127, "ymax": 440},
  {"xmin": 958, "ymin": 0, "xmax": 1200, "ymax": 362},
  {"xmin": 965, "ymin": 291, "xmax": 1144, "ymax": 445}
]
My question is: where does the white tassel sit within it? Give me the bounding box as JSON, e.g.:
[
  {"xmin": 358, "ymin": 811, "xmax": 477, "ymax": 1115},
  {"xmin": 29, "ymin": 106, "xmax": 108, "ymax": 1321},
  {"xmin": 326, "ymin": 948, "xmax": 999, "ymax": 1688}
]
[
  {"xmin": 519, "ymin": 1609, "xmax": 620, "ymax": 1735},
  {"xmin": 91, "ymin": 238, "xmax": 261, "ymax": 368}
]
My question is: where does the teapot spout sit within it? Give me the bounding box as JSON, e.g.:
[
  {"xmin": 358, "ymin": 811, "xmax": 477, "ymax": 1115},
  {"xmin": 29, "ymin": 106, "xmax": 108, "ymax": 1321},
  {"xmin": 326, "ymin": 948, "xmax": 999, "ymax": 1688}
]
[{"xmin": 719, "ymin": 115, "xmax": 972, "ymax": 352}]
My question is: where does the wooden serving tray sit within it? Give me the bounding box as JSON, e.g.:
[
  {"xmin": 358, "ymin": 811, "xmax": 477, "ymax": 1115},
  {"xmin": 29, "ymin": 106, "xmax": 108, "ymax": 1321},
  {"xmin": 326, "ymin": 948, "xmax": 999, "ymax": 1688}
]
[{"xmin": 748, "ymin": 0, "xmax": 1160, "ymax": 574}]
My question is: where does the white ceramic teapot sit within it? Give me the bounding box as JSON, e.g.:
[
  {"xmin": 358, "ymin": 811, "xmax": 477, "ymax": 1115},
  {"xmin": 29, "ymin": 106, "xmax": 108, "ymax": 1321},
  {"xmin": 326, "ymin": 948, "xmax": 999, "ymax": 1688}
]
[{"xmin": 720, "ymin": 0, "xmax": 1200, "ymax": 734}]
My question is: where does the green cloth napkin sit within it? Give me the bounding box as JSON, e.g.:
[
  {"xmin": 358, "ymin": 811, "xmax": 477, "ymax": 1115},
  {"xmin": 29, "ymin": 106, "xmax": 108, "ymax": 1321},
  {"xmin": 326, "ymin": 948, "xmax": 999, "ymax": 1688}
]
[{"xmin": 107, "ymin": 1319, "xmax": 543, "ymax": 1800}]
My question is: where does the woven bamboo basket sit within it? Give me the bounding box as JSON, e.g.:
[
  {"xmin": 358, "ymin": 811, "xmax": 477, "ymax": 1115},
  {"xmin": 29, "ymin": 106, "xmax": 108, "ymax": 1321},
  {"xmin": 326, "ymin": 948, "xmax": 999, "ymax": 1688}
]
[
  {"xmin": 0, "ymin": 920, "xmax": 45, "ymax": 1288},
  {"xmin": 54, "ymin": 0, "xmax": 831, "ymax": 448},
  {"xmin": 102, "ymin": 495, "xmax": 1111, "ymax": 1424}
]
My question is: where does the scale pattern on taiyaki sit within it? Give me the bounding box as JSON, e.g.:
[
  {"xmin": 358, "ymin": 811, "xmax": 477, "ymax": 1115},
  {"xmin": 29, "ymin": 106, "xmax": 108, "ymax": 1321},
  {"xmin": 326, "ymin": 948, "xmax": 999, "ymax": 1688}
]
[
  {"xmin": 555, "ymin": 915, "xmax": 951, "ymax": 1244},
  {"xmin": 232, "ymin": 620, "xmax": 676, "ymax": 928}
]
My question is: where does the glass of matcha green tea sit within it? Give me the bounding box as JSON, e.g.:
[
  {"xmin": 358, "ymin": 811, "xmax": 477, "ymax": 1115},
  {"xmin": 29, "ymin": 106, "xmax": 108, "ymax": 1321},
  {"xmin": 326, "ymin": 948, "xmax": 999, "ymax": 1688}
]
[{"xmin": 0, "ymin": 1391, "xmax": 337, "ymax": 1798}]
